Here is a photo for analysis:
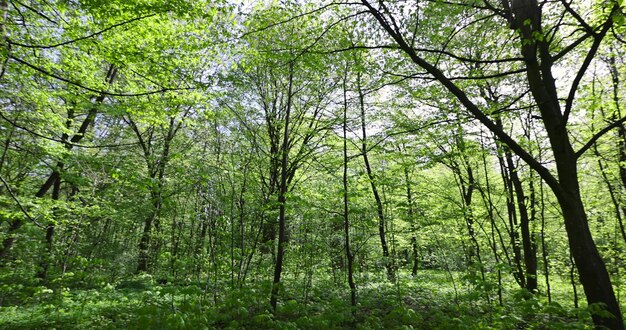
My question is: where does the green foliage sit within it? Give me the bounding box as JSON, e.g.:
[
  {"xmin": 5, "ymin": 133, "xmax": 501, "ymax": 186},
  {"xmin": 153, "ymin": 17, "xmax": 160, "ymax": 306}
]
[
  {"xmin": 0, "ymin": 271, "xmax": 602, "ymax": 330},
  {"xmin": 1, "ymin": 0, "xmax": 626, "ymax": 329}
]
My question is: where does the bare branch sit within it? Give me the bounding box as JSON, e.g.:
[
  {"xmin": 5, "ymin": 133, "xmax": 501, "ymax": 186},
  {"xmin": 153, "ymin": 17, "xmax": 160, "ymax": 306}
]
[
  {"xmin": 10, "ymin": 56, "xmax": 192, "ymax": 97},
  {"xmin": 7, "ymin": 14, "xmax": 155, "ymax": 49},
  {"xmin": 563, "ymin": 11, "xmax": 614, "ymax": 122},
  {"xmin": 0, "ymin": 174, "xmax": 45, "ymax": 229}
]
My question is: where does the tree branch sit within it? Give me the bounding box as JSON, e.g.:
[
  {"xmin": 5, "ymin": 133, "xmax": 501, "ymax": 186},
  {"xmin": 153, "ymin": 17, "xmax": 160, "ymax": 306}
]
[
  {"xmin": 360, "ymin": 0, "xmax": 559, "ymax": 190},
  {"xmin": 9, "ymin": 56, "xmax": 191, "ymax": 97},
  {"xmin": 563, "ymin": 15, "xmax": 612, "ymax": 122},
  {"xmin": 576, "ymin": 115, "xmax": 626, "ymax": 159},
  {"xmin": 0, "ymin": 174, "xmax": 45, "ymax": 229},
  {"xmin": 8, "ymin": 14, "xmax": 155, "ymax": 49}
]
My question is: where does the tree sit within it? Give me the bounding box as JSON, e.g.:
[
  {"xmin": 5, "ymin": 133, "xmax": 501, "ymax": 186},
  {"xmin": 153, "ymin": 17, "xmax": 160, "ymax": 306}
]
[
  {"xmin": 357, "ymin": 0, "xmax": 624, "ymax": 327},
  {"xmin": 341, "ymin": 62, "xmax": 357, "ymax": 310}
]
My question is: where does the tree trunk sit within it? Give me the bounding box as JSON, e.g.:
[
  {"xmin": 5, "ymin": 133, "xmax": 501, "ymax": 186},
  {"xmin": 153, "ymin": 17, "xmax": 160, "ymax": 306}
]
[
  {"xmin": 131, "ymin": 114, "xmax": 177, "ymax": 273},
  {"xmin": 0, "ymin": 0, "xmax": 9, "ymax": 80},
  {"xmin": 270, "ymin": 61, "xmax": 294, "ymax": 312},
  {"xmin": 342, "ymin": 70, "xmax": 356, "ymax": 309},
  {"xmin": 504, "ymin": 144, "xmax": 537, "ymax": 292},
  {"xmin": 511, "ymin": 1, "xmax": 622, "ymax": 324},
  {"xmin": 404, "ymin": 168, "xmax": 419, "ymax": 276},
  {"xmin": 538, "ymin": 172, "xmax": 551, "ymax": 302},
  {"xmin": 607, "ymin": 55, "xmax": 626, "ymax": 244},
  {"xmin": 36, "ymin": 177, "xmax": 61, "ymax": 281},
  {"xmin": 357, "ymin": 71, "xmax": 394, "ymax": 282},
  {"xmin": 495, "ymin": 141, "xmax": 525, "ymax": 288}
]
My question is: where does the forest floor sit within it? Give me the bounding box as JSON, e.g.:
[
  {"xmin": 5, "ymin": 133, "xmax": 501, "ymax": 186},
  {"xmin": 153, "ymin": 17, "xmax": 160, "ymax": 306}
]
[{"xmin": 0, "ymin": 270, "xmax": 620, "ymax": 329}]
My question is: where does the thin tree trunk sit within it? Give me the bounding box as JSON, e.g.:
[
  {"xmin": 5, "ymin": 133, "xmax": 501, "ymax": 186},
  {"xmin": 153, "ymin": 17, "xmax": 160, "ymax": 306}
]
[
  {"xmin": 607, "ymin": 55, "xmax": 626, "ymax": 244},
  {"xmin": 539, "ymin": 173, "xmax": 551, "ymax": 303},
  {"xmin": 342, "ymin": 69, "xmax": 356, "ymax": 309},
  {"xmin": 0, "ymin": 0, "xmax": 9, "ymax": 80},
  {"xmin": 356, "ymin": 71, "xmax": 394, "ymax": 282},
  {"xmin": 270, "ymin": 61, "xmax": 294, "ymax": 312},
  {"xmin": 569, "ymin": 251, "xmax": 579, "ymax": 309},
  {"xmin": 404, "ymin": 168, "xmax": 419, "ymax": 276},
  {"xmin": 131, "ymin": 114, "xmax": 179, "ymax": 273},
  {"xmin": 504, "ymin": 144, "xmax": 537, "ymax": 292},
  {"xmin": 479, "ymin": 131, "xmax": 503, "ymax": 305},
  {"xmin": 495, "ymin": 138, "xmax": 526, "ymax": 288},
  {"xmin": 237, "ymin": 164, "xmax": 248, "ymax": 286},
  {"xmin": 36, "ymin": 177, "xmax": 61, "ymax": 281},
  {"xmin": 593, "ymin": 143, "xmax": 626, "ymax": 244}
]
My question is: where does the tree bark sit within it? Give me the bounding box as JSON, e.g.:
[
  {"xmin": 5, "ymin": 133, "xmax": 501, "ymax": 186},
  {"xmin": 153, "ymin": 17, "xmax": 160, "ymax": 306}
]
[
  {"xmin": 607, "ymin": 55, "xmax": 626, "ymax": 244},
  {"xmin": 495, "ymin": 137, "xmax": 525, "ymax": 288},
  {"xmin": 511, "ymin": 1, "xmax": 621, "ymax": 325}
]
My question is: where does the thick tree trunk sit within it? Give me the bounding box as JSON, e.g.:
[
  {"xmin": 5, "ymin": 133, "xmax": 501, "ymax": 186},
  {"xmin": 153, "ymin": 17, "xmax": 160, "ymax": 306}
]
[
  {"xmin": 555, "ymin": 159, "xmax": 622, "ymax": 326},
  {"xmin": 511, "ymin": 1, "xmax": 622, "ymax": 325}
]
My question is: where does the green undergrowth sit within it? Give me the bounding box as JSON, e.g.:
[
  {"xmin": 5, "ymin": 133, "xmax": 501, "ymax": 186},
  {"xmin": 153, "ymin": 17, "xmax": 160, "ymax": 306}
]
[{"xmin": 0, "ymin": 271, "xmax": 608, "ymax": 329}]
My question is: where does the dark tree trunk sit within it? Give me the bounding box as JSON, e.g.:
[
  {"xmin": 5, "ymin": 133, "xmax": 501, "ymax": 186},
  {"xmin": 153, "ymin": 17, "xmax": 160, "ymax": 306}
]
[
  {"xmin": 36, "ymin": 177, "xmax": 61, "ymax": 281},
  {"xmin": 342, "ymin": 70, "xmax": 356, "ymax": 309},
  {"xmin": 135, "ymin": 190, "xmax": 155, "ymax": 273},
  {"xmin": 495, "ymin": 142, "xmax": 526, "ymax": 288},
  {"xmin": 504, "ymin": 144, "xmax": 537, "ymax": 292},
  {"xmin": 357, "ymin": 71, "xmax": 394, "ymax": 282},
  {"xmin": 607, "ymin": 55, "xmax": 626, "ymax": 244},
  {"xmin": 510, "ymin": 1, "xmax": 622, "ymax": 325},
  {"xmin": 270, "ymin": 61, "xmax": 294, "ymax": 312},
  {"xmin": 37, "ymin": 106, "xmax": 75, "ymax": 281}
]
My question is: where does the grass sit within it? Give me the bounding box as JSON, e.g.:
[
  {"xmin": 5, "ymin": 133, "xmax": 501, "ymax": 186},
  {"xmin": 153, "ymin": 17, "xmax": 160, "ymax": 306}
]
[{"xmin": 0, "ymin": 269, "xmax": 619, "ymax": 329}]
